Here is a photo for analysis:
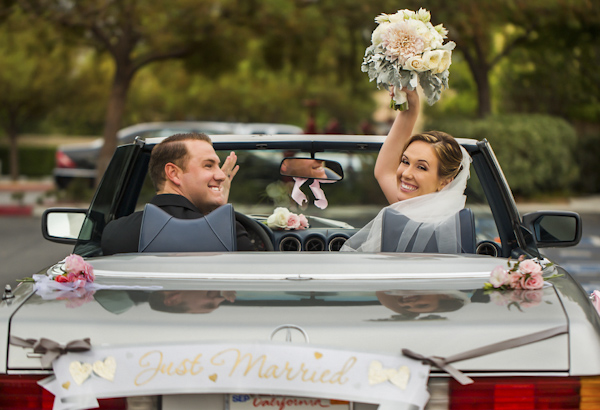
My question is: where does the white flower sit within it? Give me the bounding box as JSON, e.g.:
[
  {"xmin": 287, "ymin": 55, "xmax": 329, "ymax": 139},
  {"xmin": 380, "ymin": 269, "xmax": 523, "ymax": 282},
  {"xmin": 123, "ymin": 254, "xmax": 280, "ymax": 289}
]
[
  {"xmin": 490, "ymin": 266, "xmax": 510, "ymax": 288},
  {"xmin": 396, "ymin": 9, "xmax": 415, "ymax": 20},
  {"xmin": 380, "ymin": 21, "xmax": 426, "ymax": 64},
  {"xmin": 375, "ymin": 13, "xmax": 392, "ymax": 24},
  {"xmin": 414, "ymin": 8, "xmax": 431, "ymax": 23},
  {"xmin": 371, "ymin": 22, "xmax": 391, "ymax": 47},
  {"xmin": 404, "ymin": 55, "xmax": 428, "ymax": 72},
  {"xmin": 422, "ymin": 49, "xmax": 452, "ymax": 74},
  {"xmin": 434, "ymin": 23, "xmax": 449, "ymax": 39},
  {"xmin": 267, "ymin": 207, "xmax": 291, "ymax": 229}
]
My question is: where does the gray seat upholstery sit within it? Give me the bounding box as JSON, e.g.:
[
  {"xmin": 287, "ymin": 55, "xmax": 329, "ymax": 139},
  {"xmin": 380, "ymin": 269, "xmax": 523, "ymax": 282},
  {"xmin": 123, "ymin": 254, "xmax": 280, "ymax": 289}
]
[
  {"xmin": 138, "ymin": 203, "xmax": 237, "ymax": 252},
  {"xmin": 381, "ymin": 208, "xmax": 475, "ymax": 254}
]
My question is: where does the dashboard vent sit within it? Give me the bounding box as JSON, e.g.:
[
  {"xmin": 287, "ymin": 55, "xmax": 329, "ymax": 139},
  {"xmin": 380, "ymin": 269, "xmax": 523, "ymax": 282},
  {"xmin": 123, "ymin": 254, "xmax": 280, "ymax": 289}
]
[
  {"xmin": 328, "ymin": 237, "xmax": 348, "ymax": 252},
  {"xmin": 279, "ymin": 236, "xmax": 302, "ymax": 251},
  {"xmin": 305, "ymin": 237, "xmax": 325, "ymax": 251}
]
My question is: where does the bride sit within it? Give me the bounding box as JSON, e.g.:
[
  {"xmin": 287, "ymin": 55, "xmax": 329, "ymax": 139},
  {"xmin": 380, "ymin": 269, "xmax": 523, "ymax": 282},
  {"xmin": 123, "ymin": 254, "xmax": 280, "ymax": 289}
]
[{"xmin": 341, "ymin": 89, "xmax": 472, "ymax": 253}]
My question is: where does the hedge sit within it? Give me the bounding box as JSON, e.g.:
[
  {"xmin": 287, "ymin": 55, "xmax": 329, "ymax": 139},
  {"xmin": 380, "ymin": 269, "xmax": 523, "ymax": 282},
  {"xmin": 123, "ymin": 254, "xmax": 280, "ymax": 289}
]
[
  {"xmin": 425, "ymin": 114, "xmax": 579, "ymax": 198},
  {"xmin": 0, "ymin": 145, "xmax": 56, "ymax": 177}
]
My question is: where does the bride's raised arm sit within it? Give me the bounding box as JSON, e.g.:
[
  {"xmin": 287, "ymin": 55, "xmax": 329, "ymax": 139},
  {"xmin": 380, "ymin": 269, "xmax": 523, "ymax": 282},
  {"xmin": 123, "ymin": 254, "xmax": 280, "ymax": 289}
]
[{"xmin": 374, "ymin": 89, "xmax": 420, "ymax": 204}]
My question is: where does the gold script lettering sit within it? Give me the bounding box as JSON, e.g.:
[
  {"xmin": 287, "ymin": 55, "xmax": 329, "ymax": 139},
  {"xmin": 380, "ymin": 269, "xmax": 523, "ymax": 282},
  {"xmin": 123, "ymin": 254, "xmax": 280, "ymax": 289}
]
[
  {"xmin": 329, "ymin": 357, "xmax": 356, "ymax": 385},
  {"xmin": 134, "ymin": 351, "xmax": 204, "ymax": 386},
  {"xmin": 211, "ymin": 348, "xmax": 267, "ymax": 377}
]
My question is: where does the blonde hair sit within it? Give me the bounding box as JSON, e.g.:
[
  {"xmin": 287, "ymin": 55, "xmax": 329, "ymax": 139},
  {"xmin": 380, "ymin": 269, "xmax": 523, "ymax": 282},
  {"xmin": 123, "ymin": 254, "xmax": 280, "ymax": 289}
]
[{"xmin": 403, "ymin": 131, "xmax": 463, "ymax": 181}]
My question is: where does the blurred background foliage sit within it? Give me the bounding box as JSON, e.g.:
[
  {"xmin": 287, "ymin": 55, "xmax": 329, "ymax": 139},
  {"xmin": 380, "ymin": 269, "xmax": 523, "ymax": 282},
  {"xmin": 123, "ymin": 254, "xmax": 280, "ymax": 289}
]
[{"xmin": 0, "ymin": 0, "xmax": 598, "ymax": 198}]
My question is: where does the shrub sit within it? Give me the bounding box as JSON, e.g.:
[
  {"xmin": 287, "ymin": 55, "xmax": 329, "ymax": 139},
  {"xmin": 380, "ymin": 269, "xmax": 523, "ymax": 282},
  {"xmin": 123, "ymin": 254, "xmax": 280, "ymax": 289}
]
[
  {"xmin": 0, "ymin": 145, "xmax": 55, "ymax": 177},
  {"xmin": 425, "ymin": 114, "xmax": 579, "ymax": 198}
]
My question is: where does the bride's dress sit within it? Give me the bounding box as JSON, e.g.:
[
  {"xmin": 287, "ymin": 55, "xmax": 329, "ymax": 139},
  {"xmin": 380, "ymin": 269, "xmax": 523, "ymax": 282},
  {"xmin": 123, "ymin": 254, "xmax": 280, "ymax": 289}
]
[{"xmin": 341, "ymin": 146, "xmax": 472, "ymax": 253}]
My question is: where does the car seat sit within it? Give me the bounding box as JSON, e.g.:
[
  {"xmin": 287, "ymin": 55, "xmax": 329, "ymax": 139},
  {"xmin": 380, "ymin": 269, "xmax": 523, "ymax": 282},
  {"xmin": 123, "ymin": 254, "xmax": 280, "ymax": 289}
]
[
  {"xmin": 138, "ymin": 203, "xmax": 237, "ymax": 252},
  {"xmin": 381, "ymin": 208, "xmax": 475, "ymax": 254}
]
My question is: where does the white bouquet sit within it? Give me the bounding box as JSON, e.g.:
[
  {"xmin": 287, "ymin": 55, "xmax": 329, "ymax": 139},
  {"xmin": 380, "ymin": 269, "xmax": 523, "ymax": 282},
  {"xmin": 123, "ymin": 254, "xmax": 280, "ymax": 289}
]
[{"xmin": 361, "ymin": 8, "xmax": 455, "ymax": 110}]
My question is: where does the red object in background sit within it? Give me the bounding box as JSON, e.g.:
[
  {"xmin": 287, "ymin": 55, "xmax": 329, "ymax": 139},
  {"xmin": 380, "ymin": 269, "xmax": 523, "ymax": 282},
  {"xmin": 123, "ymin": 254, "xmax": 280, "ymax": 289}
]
[{"xmin": 55, "ymin": 150, "xmax": 76, "ymax": 168}]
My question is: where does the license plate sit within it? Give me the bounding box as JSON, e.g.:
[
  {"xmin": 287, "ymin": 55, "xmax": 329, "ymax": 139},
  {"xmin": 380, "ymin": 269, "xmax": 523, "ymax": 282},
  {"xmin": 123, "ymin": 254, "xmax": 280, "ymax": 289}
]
[
  {"xmin": 229, "ymin": 394, "xmax": 350, "ymax": 410},
  {"xmin": 162, "ymin": 394, "xmax": 351, "ymax": 410}
]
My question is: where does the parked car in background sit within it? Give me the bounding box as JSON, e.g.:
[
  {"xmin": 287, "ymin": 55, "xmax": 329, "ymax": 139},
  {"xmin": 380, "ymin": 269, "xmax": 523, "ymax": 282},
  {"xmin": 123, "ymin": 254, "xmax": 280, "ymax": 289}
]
[
  {"xmin": 3, "ymin": 133, "xmax": 598, "ymax": 410},
  {"xmin": 53, "ymin": 121, "xmax": 304, "ymax": 188}
]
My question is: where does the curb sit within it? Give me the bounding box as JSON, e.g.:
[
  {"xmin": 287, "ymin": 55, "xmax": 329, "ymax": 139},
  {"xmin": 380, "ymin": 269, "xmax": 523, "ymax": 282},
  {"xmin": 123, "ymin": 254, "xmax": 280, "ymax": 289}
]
[{"xmin": 0, "ymin": 205, "xmax": 33, "ymax": 216}]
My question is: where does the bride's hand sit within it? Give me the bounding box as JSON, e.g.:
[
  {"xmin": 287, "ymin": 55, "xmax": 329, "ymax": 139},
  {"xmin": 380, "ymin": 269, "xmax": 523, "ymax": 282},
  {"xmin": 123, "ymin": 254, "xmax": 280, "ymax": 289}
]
[
  {"xmin": 389, "ymin": 87, "xmax": 420, "ymax": 111},
  {"xmin": 405, "ymin": 88, "xmax": 419, "ymax": 109}
]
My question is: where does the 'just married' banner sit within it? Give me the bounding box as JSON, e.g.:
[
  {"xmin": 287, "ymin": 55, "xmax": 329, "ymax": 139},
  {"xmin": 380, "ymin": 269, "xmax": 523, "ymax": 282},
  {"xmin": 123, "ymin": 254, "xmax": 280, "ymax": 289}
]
[{"xmin": 39, "ymin": 342, "xmax": 431, "ymax": 410}]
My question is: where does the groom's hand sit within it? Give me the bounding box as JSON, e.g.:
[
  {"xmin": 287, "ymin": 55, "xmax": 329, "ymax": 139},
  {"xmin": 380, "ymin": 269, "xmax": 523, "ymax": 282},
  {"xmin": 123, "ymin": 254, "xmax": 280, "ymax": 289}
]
[{"xmin": 221, "ymin": 151, "xmax": 239, "ymax": 203}]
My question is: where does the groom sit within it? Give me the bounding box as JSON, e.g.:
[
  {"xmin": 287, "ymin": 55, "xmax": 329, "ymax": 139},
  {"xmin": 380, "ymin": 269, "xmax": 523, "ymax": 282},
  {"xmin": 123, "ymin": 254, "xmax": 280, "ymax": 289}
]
[{"xmin": 101, "ymin": 133, "xmax": 259, "ymax": 254}]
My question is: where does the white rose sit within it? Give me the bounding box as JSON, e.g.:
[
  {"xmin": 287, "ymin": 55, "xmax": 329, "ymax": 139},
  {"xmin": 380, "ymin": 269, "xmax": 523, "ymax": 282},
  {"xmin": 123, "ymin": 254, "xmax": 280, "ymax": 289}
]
[
  {"xmin": 405, "ymin": 56, "xmax": 428, "ymax": 72},
  {"xmin": 267, "ymin": 207, "xmax": 291, "ymax": 229},
  {"xmin": 422, "ymin": 50, "xmax": 452, "ymax": 73},
  {"xmin": 371, "ymin": 22, "xmax": 390, "ymax": 47},
  {"xmin": 437, "ymin": 50, "xmax": 452, "ymax": 73}
]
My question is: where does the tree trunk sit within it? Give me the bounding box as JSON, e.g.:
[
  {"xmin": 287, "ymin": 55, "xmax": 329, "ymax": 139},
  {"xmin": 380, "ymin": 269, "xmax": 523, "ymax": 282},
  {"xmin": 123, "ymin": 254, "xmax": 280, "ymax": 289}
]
[
  {"xmin": 8, "ymin": 134, "xmax": 19, "ymax": 181},
  {"xmin": 460, "ymin": 46, "xmax": 492, "ymax": 119},
  {"xmin": 474, "ymin": 69, "xmax": 492, "ymax": 119},
  {"xmin": 95, "ymin": 67, "xmax": 132, "ymax": 186},
  {"xmin": 7, "ymin": 119, "xmax": 19, "ymax": 181}
]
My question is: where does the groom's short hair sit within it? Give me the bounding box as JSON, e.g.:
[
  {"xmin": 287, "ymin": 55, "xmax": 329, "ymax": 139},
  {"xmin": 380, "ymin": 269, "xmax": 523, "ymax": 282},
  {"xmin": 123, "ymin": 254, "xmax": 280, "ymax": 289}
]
[{"xmin": 148, "ymin": 133, "xmax": 212, "ymax": 191}]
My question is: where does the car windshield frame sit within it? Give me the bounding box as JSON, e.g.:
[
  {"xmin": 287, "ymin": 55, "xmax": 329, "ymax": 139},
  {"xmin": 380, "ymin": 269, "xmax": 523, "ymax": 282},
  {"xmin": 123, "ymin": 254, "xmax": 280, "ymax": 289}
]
[{"xmin": 74, "ymin": 136, "xmax": 524, "ymax": 259}]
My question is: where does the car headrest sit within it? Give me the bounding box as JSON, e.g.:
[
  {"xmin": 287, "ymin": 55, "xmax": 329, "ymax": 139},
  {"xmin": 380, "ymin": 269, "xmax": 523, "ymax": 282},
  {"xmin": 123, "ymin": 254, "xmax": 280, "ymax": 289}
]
[
  {"xmin": 138, "ymin": 203, "xmax": 237, "ymax": 252},
  {"xmin": 381, "ymin": 208, "xmax": 475, "ymax": 254}
]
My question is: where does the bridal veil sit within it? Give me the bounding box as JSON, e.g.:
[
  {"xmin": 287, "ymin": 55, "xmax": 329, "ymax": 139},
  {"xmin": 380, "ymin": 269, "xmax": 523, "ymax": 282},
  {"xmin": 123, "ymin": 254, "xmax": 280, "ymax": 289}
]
[{"xmin": 341, "ymin": 146, "xmax": 472, "ymax": 253}]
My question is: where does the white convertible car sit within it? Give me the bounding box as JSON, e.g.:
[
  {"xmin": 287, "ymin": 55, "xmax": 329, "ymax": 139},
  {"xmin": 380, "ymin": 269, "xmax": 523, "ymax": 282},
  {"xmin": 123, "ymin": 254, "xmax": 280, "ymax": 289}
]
[{"xmin": 2, "ymin": 133, "xmax": 598, "ymax": 410}]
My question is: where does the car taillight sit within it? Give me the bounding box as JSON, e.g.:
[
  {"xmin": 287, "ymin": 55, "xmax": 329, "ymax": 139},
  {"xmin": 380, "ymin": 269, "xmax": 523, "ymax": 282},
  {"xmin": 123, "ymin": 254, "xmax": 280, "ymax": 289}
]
[
  {"xmin": 445, "ymin": 376, "xmax": 600, "ymax": 410},
  {"xmin": 0, "ymin": 375, "xmax": 127, "ymax": 410},
  {"xmin": 55, "ymin": 150, "xmax": 77, "ymax": 168}
]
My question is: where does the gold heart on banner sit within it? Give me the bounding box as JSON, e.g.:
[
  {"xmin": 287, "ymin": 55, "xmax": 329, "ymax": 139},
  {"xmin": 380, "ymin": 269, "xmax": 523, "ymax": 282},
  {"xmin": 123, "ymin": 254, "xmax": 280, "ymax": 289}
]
[
  {"xmin": 69, "ymin": 361, "xmax": 93, "ymax": 385},
  {"xmin": 93, "ymin": 356, "xmax": 117, "ymax": 382},
  {"xmin": 367, "ymin": 360, "xmax": 410, "ymax": 390}
]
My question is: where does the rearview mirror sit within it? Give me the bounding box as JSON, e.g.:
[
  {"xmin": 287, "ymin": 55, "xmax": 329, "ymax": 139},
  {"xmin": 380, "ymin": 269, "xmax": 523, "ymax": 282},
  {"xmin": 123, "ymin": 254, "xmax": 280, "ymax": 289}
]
[
  {"xmin": 280, "ymin": 158, "xmax": 343, "ymax": 181},
  {"xmin": 42, "ymin": 208, "xmax": 88, "ymax": 244},
  {"xmin": 522, "ymin": 211, "xmax": 582, "ymax": 248}
]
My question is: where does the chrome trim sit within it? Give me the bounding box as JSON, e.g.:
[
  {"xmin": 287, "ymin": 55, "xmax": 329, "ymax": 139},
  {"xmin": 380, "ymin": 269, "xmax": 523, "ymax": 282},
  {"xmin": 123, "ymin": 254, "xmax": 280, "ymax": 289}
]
[{"xmin": 270, "ymin": 324, "xmax": 310, "ymax": 343}]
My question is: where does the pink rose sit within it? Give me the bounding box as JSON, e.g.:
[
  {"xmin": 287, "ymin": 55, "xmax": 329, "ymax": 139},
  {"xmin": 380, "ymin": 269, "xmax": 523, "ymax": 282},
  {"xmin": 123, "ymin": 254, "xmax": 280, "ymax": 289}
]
[
  {"xmin": 591, "ymin": 290, "xmax": 600, "ymax": 316},
  {"xmin": 508, "ymin": 272, "xmax": 523, "ymax": 289},
  {"xmin": 520, "ymin": 290, "xmax": 543, "ymax": 308},
  {"xmin": 298, "ymin": 214, "xmax": 309, "ymax": 229},
  {"xmin": 83, "ymin": 263, "xmax": 95, "ymax": 283},
  {"xmin": 64, "ymin": 254, "xmax": 87, "ymax": 274},
  {"xmin": 64, "ymin": 271, "xmax": 85, "ymax": 288},
  {"xmin": 286, "ymin": 213, "xmax": 301, "ymax": 230},
  {"xmin": 489, "ymin": 266, "xmax": 509, "ymax": 288},
  {"xmin": 521, "ymin": 272, "xmax": 544, "ymax": 290},
  {"xmin": 519, "ymin": 259, "xmax": 542, "ymax": 275}
]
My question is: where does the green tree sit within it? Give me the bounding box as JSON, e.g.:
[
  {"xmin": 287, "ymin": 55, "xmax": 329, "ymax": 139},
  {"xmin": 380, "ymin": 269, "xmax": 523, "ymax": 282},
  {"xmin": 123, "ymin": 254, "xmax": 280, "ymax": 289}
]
[
  {"xmin": 0, "ymin": 6, "xmax": 74, "ymax": 180},
  {"xmin": 20, "ymin": 0, "xmax": 248, "ymax": 183},
  {"xmin": 402, "ymin": 0, "xmax": 598, "ymax": 118}
]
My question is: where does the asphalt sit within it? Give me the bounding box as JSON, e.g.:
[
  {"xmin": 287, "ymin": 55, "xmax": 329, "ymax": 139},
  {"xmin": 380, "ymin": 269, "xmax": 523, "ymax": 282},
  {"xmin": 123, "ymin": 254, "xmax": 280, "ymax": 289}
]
[{"xmin": 0, "ymin": 177, "xmax": 599, "ymax": 217}]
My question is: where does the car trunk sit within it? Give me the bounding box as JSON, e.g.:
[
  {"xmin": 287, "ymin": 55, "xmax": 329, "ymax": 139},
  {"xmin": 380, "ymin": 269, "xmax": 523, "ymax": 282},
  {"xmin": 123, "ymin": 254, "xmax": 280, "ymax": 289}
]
[{"xmin": 8, "ymin": 253, "xmax": 569, "ymax": 373}]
